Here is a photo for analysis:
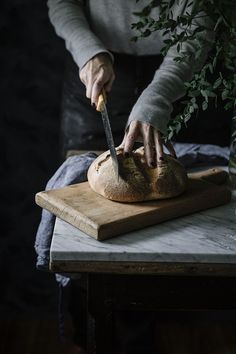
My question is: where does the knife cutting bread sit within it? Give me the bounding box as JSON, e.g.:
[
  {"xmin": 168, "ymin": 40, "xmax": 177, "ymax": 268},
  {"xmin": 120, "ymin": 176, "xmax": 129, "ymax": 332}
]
[
  {"xmin": 96, "ymin": 89, "xmax": 120, "ymax": 181},
  {"xmin": 91, "ymin": 90, "xmax": 188, "ymax": 202}
]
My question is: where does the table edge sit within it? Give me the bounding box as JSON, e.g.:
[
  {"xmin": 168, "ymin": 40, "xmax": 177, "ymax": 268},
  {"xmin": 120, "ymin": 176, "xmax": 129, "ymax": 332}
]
[{"xmin": 50, "ymin": 260, "xmax": 236, "ymax": 276}]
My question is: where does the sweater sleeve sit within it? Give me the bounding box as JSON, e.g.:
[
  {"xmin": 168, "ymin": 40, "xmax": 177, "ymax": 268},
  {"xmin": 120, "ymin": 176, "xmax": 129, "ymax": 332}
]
[
  {"xmin": 127, "ymin": 6, "xmax": 215, "ymax": 136},
  {"xmin": 47, "ymin": 0, "xmax": 113, "ymax": 69}
]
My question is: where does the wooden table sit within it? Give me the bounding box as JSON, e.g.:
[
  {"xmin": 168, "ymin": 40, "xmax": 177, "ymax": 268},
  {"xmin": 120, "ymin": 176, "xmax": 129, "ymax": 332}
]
[{"xmin": 50, "ymin": 182, "xmax": 236, "ymax": 354}]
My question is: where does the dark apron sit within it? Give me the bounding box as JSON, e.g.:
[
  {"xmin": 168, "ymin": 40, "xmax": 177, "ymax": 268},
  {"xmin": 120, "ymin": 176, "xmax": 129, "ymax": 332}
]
[{"xmin": 60, "ymin": 52, "xmax": 231, "ymax": 154}]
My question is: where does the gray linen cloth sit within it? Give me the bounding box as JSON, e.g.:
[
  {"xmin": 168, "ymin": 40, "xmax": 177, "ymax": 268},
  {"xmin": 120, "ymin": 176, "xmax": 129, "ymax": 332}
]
[
  {"xmin": 173, "ymin": 143, "xmax": 230, "ymax": 168},
  {"xmin": 35, "ymin": 152, "xmax": 97, "ymax": 271},
  {"xmin": 34, "ymin": 144, "xmax": 229, "ymax": 272}
]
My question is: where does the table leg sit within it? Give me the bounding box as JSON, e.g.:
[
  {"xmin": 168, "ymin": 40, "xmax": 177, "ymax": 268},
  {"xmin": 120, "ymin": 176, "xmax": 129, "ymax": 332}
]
[{"xmin": 87, "ymin": 274, "xmax": 114, "ymax": 354}]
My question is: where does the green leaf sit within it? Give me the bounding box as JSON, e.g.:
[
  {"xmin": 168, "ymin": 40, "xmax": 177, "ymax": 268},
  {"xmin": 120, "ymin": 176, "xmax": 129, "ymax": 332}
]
[
  {"xmin": 142, "ymin": 29, "xmax": 151, "ymax": 37},
  {"xmin": 184, "ymin": 82, "xmax": 192, "ymax": 88},
  {"xmin": 213, "ymin": 56, "xmax": 217, "ymax": 68},
  {"xmin": 224, "ymin": 101, "xmax": 233, "ymax": 110},
  {"xmin": 223, "ymin": 79, "xmax": 229, "ymax": 88},
  {"xmin": 189, "ymin": 105, "xmax": 195, "ymax": 113},
  {"xmin": 184, "ymin": 113, "xmax": 191, "ymax": 122},
  {"xmin": 202, "ymin": 101, "xmax": 208, "ymax": 111},
  {"xmin": 173, "ymin": 56, "xmax": 183, "ymax": 62},
  {"xmin": 201, "ymin": 90, "xmax": 209, "ymax": 102},
  {"xmin": 222, "ymin": 90, "xmax": 229, "ymax": 100},
  {"xmin": 187, "ymin": 1, "xmax": 193, "ymax": 8},
  {"xmin": 163, "ymin": 29, "xmax": 170, "ymax": 36},
  {"xmin": 163, "ymin": 39, "xmax": 172, "ymax": 44},
  {"xmin": 214, "ymin": 16, "xmax": 223, "ymax": 31},
  {"xmin": 168, "ymin": 130, "xmax": 174, "ymax": 140},
  {"xmin": 207, "ymin": 91, "xmax": 217, "ymax": 98},
  {"xmin": 208, "ymin": 63, "xmax": 214, "ymax": 74},
  {"xmin": 135, "ymin": 21, "xmax": 145, "ymax": 30},
  {"xmin": 176, "ymin": 122, "xmax": 182, "ymax": 133},
  {"xmin": 189, "ymin": 90, "xmax": 200, "ymax": 98},
  {"xmin": 213, "ymin": 77, "xmax": 222, "ymax": 89}
]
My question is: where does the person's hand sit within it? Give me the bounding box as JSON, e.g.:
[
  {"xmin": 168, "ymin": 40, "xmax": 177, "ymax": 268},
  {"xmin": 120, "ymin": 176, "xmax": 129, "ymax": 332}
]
[
  {"xmin": 79, "ymin": 53, "xmax": 115, "ymax": 106},
  {"xmin": 119, "ymin": 120, "xmax": 176, "ymax": 168}
]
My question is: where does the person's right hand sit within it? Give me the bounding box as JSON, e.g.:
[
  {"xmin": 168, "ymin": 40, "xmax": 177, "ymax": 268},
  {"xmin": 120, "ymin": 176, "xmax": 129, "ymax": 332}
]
[{"xmin": 79, "ymin": 53, "xmax": 115, "ymax": 107}]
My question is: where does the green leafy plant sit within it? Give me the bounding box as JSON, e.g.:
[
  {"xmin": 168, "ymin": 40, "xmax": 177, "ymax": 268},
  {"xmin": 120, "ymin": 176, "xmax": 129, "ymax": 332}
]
[{"xmin": 132, "ymin": 0, "xmax": 236, "ymax": 141}]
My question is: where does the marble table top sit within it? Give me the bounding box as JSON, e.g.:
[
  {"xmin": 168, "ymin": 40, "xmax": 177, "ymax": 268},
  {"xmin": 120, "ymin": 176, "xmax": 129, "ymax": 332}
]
[{"xmin": 51, "ymin": 193, "xmax": 236, "ymax": 267}]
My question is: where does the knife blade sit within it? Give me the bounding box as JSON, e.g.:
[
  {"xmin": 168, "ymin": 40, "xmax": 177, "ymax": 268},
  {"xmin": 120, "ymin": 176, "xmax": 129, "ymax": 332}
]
[{"xmin": 97, "ymin": 90, "xmax": 119, "ymax": 181}]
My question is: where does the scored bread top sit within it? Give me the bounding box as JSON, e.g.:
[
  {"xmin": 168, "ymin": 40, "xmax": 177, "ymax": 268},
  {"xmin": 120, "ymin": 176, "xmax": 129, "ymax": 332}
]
[{"xmin": 87, "ymin": 147, "xmax": 188, "ymax": 202}]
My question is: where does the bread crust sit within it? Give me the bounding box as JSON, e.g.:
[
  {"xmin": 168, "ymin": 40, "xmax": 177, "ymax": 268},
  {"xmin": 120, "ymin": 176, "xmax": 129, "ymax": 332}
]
[{"xmin": 87, "ymin": 147, "xmax": 188, "ymax": 202}]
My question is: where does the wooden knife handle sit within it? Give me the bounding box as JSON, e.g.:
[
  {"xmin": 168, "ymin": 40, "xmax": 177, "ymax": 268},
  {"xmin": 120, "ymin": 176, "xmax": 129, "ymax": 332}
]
[
  {"xmin": 96, "ymin": 89, "xmax": 107, "ymax": 112},
  {"xmin": 188, "ymin": 168, "xmax": 229, "ymax": 185}
]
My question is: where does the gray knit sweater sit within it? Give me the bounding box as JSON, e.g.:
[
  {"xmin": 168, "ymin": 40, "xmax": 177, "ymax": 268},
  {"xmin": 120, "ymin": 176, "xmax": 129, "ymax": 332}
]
[{"xmin": 47, "ymin": 0, "xmax": 214, "ymax": 135}]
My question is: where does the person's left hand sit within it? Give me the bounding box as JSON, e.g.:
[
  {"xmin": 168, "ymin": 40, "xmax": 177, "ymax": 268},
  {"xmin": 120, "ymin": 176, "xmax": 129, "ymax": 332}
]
[{"xmin": 119, "ymin": 120, "xmax": 176, "ymax": 168}]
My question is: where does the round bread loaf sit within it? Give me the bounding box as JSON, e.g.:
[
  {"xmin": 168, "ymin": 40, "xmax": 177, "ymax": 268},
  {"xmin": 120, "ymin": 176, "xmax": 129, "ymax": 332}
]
[{"xmin": 87, "ymin": 147, "xmax": 188, "ymax": 202}]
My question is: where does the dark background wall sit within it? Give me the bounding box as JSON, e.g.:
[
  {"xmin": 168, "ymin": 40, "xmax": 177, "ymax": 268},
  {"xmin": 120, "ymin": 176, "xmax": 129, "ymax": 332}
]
[{"xmin": 1, "ymin": 0, "xmax": 65, "ymax": 317}]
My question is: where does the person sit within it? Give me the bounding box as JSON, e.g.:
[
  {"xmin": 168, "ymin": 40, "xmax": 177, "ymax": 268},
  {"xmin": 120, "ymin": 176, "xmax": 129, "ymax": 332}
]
[
  {"xmin": 46, "ymin": 1, "xmax": 216, "ymax": 353},
  {"xmin": 47, "ymin": 0, "xmax": 216, "ymax": 165}
]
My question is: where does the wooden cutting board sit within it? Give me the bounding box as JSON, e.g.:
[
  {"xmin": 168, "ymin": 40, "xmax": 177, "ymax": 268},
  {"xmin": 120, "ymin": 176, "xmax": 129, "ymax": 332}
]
[{"xmin": 35, "ymin": 168, "xmax": 231, "ymax": 241}]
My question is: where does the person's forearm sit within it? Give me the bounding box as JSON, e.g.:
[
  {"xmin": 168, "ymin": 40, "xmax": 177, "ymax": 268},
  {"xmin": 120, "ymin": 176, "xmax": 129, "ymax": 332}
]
[
  {"xmin": 47, "ymin": 0, "xmax": 113, "ymax": 69},
  {"xmin": 127, "ymin": 41, "xmax": 200, "ymax": 136},
  {"xmin": 128, "ymin": 6, "xmax": 215, "ymax": 136}
]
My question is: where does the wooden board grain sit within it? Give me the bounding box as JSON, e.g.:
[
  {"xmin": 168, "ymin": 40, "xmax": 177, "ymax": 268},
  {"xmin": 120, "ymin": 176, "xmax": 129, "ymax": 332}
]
[{"xmin": 35, "ymin": 169, "xmax": 231, "ymax": 240}]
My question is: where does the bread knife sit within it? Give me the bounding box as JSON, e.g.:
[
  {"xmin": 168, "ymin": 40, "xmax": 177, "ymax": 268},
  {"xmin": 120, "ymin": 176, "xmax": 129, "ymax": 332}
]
[{"xmin": 97, "ymin": 90, "xmax": 119, "ymax": 181}]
